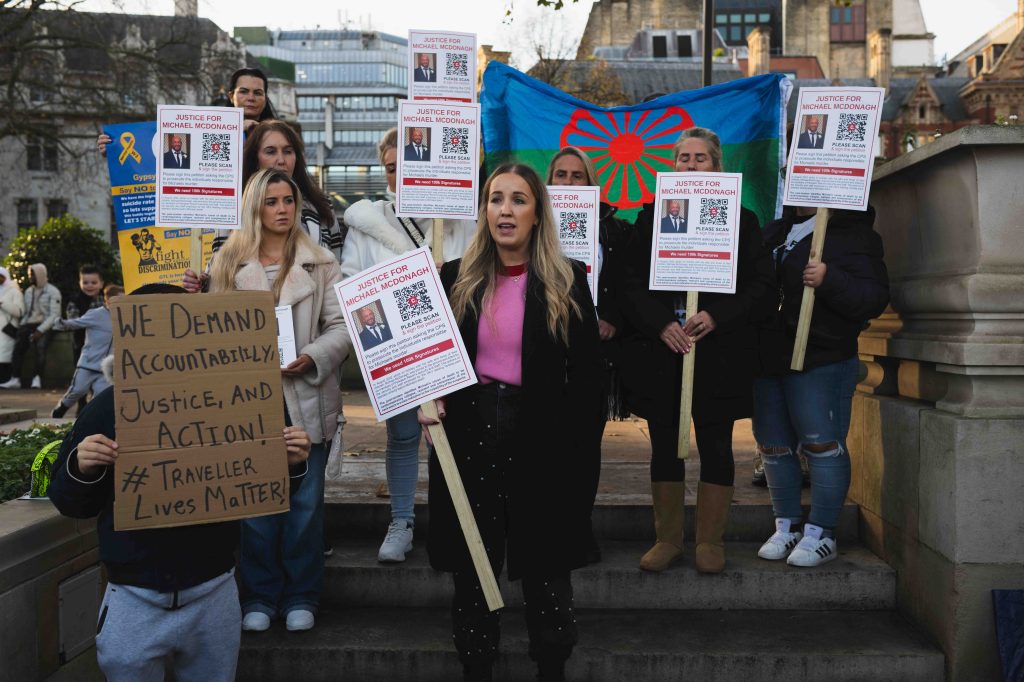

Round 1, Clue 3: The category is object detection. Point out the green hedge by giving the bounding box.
[0,423,73,503]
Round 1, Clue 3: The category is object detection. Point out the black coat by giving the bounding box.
[427,259,606,580]
[758,207,890,375]
[618,204,775,426]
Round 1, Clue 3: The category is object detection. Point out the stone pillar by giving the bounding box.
[851,126,1024,682]
[746,26,771,76]
[868,28,892,91]
[174,0,198,17]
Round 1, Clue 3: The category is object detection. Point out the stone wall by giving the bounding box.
[853,125,1024,681]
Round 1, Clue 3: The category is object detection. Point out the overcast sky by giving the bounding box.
[80,0,1017,66]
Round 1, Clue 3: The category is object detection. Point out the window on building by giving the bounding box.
[677,35,693,57]
[46,199,68,220]
[26,136,58,172]
[652,35,668,58]
[918,105,926,120]
[16,199,37,231]
[301,130,325,146]
[298,96,325,112]
[830,2,866,43]
[715,9,776,49]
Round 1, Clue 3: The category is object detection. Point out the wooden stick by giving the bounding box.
[677,291,699,460]
[190,228,204,274]
[421,399,504,612]
[790,207,831,372]
[432,218,444,268]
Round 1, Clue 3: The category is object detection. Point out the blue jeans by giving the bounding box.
[239,442,327,616]
[752,357,859,530]
[386,408,421,521]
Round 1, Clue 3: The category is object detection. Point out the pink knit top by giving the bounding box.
[475,264,528,386]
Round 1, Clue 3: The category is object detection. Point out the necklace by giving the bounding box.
[260,250,283,265]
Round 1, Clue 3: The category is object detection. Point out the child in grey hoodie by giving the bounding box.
[51,284,123,417]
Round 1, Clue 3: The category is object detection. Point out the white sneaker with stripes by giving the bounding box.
[757,518,802,560]
[786,523,837,567]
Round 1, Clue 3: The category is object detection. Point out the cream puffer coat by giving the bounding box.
[231,242,351,445]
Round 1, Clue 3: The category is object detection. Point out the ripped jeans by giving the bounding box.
[752,357,859,530]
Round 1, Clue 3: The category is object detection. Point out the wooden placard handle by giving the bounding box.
[790,207,830,372]
[190,229,204,274]
[677,291,699,459]
[432,218,444,268]
[421,399,504,611]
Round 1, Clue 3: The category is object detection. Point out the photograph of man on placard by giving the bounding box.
[660,199,689,233]
[355,301,393,351]
[404,127,431,162]
[163,133,190,169]
[413,53,437,82]
[797,115,827,149]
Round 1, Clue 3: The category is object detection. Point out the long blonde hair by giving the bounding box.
[210,168,317,300]
[449,163,581,344]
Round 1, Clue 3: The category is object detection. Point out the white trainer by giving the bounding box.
[377,519,414,563]
[0,377,21,389]
[242,611,271,632]
[30,375,41,389]
[757,518,802,560]
[285,609,315,632]
[787,523,837,567]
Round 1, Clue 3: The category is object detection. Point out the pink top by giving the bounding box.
[475,264,528,386]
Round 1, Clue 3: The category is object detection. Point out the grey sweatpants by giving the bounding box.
[95,569,241,682]
[59,367,110,408]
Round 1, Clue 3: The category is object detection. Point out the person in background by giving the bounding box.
[65,264,106,411]
[228,67,278,135]
[342,127,474,564]
[0,267,24,384]
[619,127,775,575]
[51,284,123,418]
[1,263,62,389]
[420,163,605,682]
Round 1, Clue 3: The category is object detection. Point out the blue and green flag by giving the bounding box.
[481,61,791,226]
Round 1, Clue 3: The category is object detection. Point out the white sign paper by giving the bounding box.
[396,101,480,220]
[335,247,477,421]
[274,305,297,368]
[548,186,600,305]
[783,87,885,211]
[155,105,243,229]
[649,172,742,294]
[408,30,478,103]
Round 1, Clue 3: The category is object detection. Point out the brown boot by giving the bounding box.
[639,481,686,572]
[695,481,733,574]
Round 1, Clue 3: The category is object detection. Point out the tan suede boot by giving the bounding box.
[694,481,734,574]
[639,481,686,572]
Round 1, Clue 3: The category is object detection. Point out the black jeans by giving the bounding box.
[10,324,50,386]
[648,418,736,486]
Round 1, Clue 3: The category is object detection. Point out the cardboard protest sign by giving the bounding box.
[408,30,478,103]
[548,186,600,304]
[103,121,213,292]
[396,101,480,220]
[783,87,885,211]
[335,247,477,421]
[155,105,244,230]
[110,291,288,530]
[649,172,743,294]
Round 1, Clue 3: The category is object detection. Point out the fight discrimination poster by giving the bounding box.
[109,291,289,530]
[548,186,600,304]
[649,172,743,294]
[783,87,885,211]
[155,105,244,229]
[408,30,477,103]
[335,247,477,421]
[103,121,213,292]
[396,101,480,220]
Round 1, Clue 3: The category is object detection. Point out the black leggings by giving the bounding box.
[648,419,736,486]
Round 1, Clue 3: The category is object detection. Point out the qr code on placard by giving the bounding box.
[445,52,468,77]
[442,127,469,155]
[700,198,728,225]
[393,281,433,322]
[202,133,231,161]
[558,212,588,241]
[836,113,868,142]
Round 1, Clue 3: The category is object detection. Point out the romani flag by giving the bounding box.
[481,61,792,226]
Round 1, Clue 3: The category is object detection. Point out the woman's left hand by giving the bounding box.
[283,426,311,465]
[802,262,827,288]
[682,310,717,342]
[416,398,447,446]
[281,354,315,376]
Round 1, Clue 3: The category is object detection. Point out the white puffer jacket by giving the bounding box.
[232,242,351,444]
[341,195,476,279]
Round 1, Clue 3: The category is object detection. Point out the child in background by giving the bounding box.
[51,283,122,418]
[65,265,106,410]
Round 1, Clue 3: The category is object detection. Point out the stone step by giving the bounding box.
[324,538,895,611]
[326,500,861,543]
[0,408,36,426]
[237,607,944,682]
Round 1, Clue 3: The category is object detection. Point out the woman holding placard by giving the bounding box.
[419,164,604,682]
[546,146,633,565]
[619,127,774,574]
[341,128,473,564]
[752,206,888,567]
[207,168,350,632]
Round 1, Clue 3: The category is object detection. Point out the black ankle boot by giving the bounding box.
[51,403,68,419]
[463,662,493,682]
[537,658,566,681]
